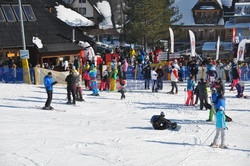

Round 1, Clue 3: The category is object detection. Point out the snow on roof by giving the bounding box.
[32,36,43,49]
[220,0,233,8]
[96,1,113,29]
[225,21,250,29]
[200,6,215,10]
[234,3,250,17]
[55,4,94,27]
[202,42,232,51]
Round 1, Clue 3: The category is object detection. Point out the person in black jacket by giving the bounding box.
[65,70,77,104]
[197,78,208,110]
[189,60,199,82]
[142,65,151,89]
[150,112,177,130]
[156,65,164,90]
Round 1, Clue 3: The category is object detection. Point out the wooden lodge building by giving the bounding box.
[173,0,238,52]
[0,0,96,70]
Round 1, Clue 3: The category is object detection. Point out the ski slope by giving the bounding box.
[0,81,249,166]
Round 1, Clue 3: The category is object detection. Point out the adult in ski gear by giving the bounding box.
[151,67,158,92]
[142,65,151,89]
[43,72,57,110]
[230,66,240,91]
[224,60,231,82]
[156,65,164,90]
[89,64,99,96]
[216,78,225,96]
[236,82,245,98]
[210,101,228,149]
[150,112,177,130]
[65,70,77,104]
[170,65,179,94]
[197,78,208,110]
[189,60,198,82]
[185,76,195,106]
[206,62,218,83]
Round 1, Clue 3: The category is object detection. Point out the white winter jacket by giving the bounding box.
[151,70,158,80]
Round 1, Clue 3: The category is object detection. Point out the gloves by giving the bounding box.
[52,81,58,85]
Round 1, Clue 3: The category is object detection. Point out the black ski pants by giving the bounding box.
[45,90,53,107]
[67,88,76,104]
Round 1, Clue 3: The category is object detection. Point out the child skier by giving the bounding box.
[210,95,228,149]
[120,79,126,99]
[185,76,195,106]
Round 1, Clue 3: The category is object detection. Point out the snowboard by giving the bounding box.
[225,115,232,122]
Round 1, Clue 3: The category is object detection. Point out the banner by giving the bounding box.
[189,30,196,57]
[237,39,247,61]
[216,36,220,60]
[169,27,174,53]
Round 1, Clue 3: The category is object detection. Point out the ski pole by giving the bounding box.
[201,129,216,146]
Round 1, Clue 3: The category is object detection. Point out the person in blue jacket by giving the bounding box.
[43,72,57,110]
[89,63,99,96]
[210,95,228,149]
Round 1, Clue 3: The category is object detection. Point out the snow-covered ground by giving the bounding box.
[0,81,249,166]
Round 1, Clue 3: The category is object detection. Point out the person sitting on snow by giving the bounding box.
[150,112,177,130]
[236,82,245,98]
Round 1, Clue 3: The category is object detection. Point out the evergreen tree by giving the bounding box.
[123,0,181,50]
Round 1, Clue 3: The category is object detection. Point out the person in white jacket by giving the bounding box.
[151,67,158,92]
[170,65,179,94]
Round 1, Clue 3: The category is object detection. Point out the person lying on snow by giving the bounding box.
[150,112,177,130]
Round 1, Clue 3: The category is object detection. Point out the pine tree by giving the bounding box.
[123,0,181,50]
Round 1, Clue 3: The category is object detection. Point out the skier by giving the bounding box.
[43,72,57,110]
[150,112,177,130]
[120,79,126,99]
[156,65,164,90]
[65,70,77,104]
[210,95,228,149]
[185,76,195,106]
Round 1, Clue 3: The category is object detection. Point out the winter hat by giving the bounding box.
[160,111,165,116]
[48,72,52,75]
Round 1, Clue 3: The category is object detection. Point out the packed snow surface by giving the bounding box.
[0,81,249,165]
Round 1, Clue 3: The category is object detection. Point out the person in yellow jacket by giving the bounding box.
[130,48,136,65]
[110,66,118,91]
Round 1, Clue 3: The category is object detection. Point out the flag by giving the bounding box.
[237,39,248,61]
[189,30,196,57]
[216,36,220,60]
[169,27,174,53]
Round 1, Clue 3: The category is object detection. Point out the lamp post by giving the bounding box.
[18,0,31,84]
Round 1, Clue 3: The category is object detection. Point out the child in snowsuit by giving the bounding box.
[210,95,228,149]
[75,72,84,101]
[207,88,218,121]
[185,76,195,106]
[120,79,126,99]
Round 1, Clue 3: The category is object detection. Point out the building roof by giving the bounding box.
[0,0,94,53]
[173,0,236,26]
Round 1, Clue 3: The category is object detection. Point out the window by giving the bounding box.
[23,5,36,21]
[12,5,27,21]
[79,0,86,3]
[78,7,86,15]
[0,7,6,22]
[1,5,16,22]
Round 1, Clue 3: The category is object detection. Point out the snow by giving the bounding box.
[200,6,215,10]
[0,81,250,165]
[225,21,250,29]
[32,36,43,49]
[95,1,113,29]
[55,4,94,27]
[221,0,233,8]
